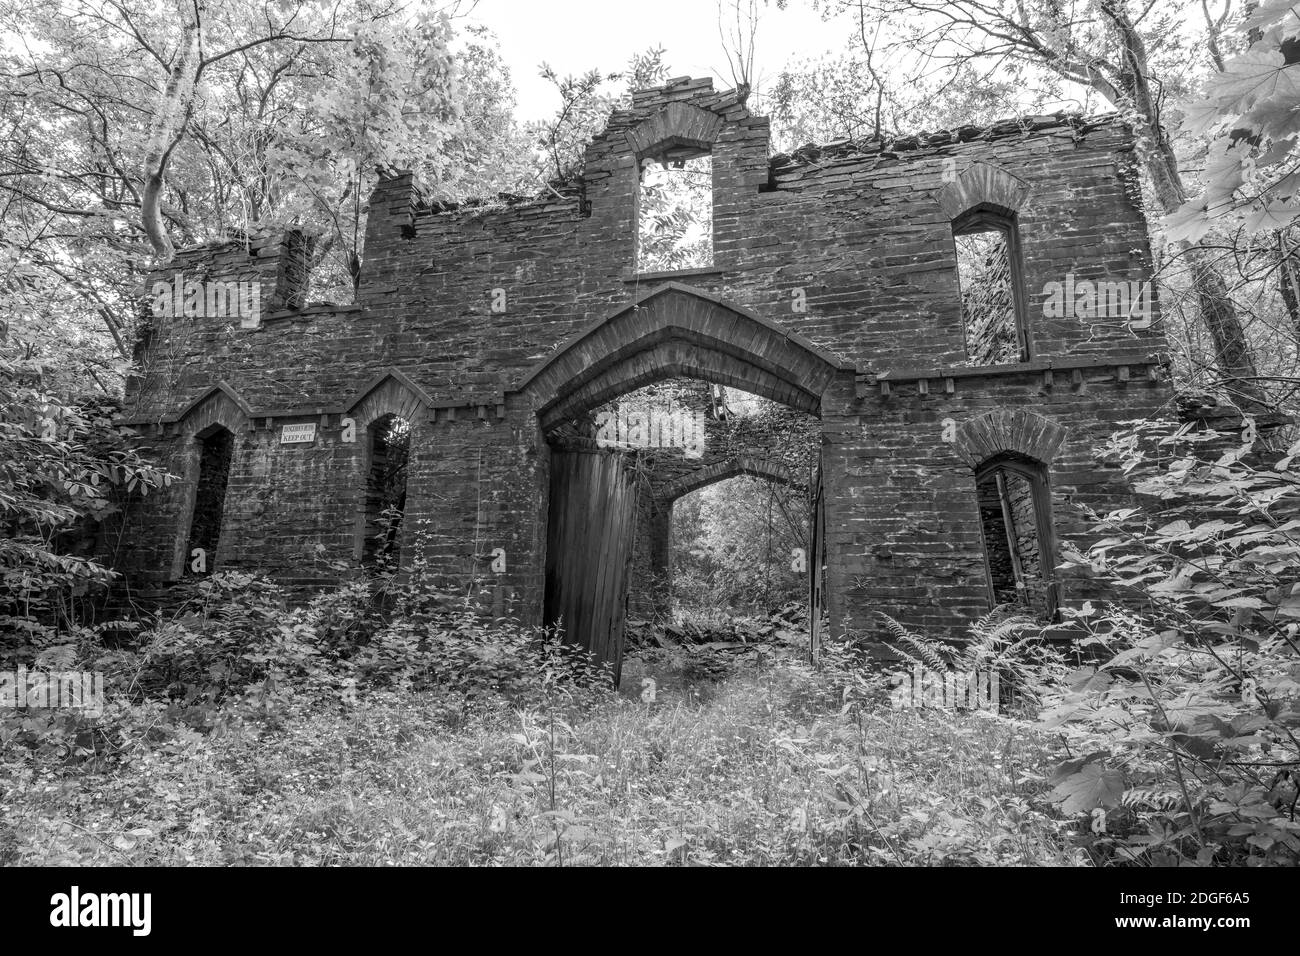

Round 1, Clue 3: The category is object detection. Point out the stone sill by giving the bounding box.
[858,353,1170,399]
[621,265,723,283]
[869,352,1167,384]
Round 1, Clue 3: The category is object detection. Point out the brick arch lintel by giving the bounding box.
[343,368,432,427]
[658,455,795,504]
[516,282,852,428]
[176,381,250,439]
[936,161,1032,220]
[952,408,1067,469]
[625,101,725,163]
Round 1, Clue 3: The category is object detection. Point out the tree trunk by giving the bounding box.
[1277,231,1300,340]
[1100,0,1265,409]
[1187,249,1265,408]
[141,4,201,262]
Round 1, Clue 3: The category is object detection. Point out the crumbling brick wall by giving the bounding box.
[112,76,1171,644]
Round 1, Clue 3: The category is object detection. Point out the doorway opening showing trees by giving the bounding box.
[521,283,846,686]
[545,377,821,681]
[667,471,808,626]
[973,454,1059,620]
[183,425,234,576]
[360,414,411,569]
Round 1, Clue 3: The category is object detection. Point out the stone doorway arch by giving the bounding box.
[512,282,851,680]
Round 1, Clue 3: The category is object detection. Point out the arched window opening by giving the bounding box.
[185,426,234,575]
[974,455,1058,619]
[953,206,1028,365]
[362,414,411,566]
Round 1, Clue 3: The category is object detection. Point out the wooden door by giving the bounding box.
[544,449,639,684]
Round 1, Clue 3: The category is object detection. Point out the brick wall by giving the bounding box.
[111,76,1171,645]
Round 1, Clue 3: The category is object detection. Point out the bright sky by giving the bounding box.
[464,0,851,122]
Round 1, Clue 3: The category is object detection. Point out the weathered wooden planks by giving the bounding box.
[544,449,639,684]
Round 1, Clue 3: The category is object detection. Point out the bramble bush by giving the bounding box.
[1034,419,1300,865]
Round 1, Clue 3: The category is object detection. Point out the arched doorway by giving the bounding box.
[642,453,803,620]
[184,424,234,576]
[360,413,411,568]
[513,283,850,681]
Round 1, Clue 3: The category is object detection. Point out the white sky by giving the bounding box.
[464,0,850,122]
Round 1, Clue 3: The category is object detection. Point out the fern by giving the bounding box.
[969,613,1042,675]
[878,613,953,672]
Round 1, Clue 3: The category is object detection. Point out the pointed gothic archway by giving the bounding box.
[513,283,851,680]
[169,382,251,579]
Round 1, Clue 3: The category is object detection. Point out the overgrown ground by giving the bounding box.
[1,646,1079,867]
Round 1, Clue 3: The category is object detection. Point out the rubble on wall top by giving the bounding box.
[409,175,585,216]
[769,112,1125,175]
[391,89,1128,219]
[167,224,323,260]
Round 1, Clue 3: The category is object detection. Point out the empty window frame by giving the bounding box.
[361,414,411,566]
[974,456,1058,619]
[636,152,713,273]
[952,207,1029,365]
[185,426,234,574]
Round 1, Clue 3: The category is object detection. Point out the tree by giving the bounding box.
[0,345,171,636]
[1,0,526,367]
[526,46,671,185]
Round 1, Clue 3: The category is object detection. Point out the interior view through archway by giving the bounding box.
[665,471,808,627]
[543,376,822,685]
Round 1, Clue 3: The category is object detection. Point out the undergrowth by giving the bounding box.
[1,630,1077,866]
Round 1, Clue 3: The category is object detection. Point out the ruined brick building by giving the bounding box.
[113,77,1173,676]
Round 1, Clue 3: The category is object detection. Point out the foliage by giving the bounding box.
[1169,2,1300,240]
[3,560,614,739]
[672,476,807,618]
[766,41,1023,149]
[0,346,170,638]
[636,155,713,273]
[525,46,669,184]
[876,609,1070,712]
[1039,418,1300,865]
[1,616,1078,866]
[0,0,528,339]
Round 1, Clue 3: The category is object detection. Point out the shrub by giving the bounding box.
[1037,419,1300,865]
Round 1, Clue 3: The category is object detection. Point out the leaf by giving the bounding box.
[1048,762,1125,815]
[1047,752,1110,787]
[1242,200,1300,231]
[1243,0,1300,33]
[1215,596,1265,609]
[1067,667,1112,693]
